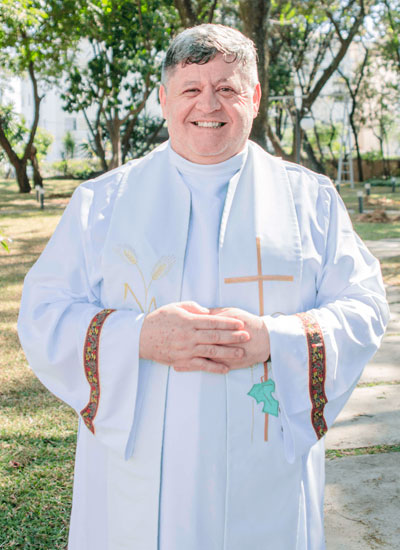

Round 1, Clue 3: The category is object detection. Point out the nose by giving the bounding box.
[196,87,221,112]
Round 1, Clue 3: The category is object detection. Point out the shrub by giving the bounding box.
[50,158,102,180]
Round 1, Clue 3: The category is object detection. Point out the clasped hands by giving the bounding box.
[139,301,270,374]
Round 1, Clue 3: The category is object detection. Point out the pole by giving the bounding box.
[295,109,301,165]
[38,188,45,210]
[357,191,363,214]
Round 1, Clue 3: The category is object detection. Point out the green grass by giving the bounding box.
[353,222,400,240]
[338,182,400,240]
[326,444,400,460]
[357,380,400,388]
[0,178,81,549]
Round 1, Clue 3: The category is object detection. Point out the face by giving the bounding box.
[159,53,261,164]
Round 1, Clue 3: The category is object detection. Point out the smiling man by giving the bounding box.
[18,24,388,550]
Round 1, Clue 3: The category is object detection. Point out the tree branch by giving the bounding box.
[302,4,365,114]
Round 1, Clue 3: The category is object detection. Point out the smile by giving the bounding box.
[192,122,226,128]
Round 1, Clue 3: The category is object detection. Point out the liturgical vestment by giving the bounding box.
[18,141,389,550]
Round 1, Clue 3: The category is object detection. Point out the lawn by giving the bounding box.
[0,178,81,549]
[339,181,400,240]
[0,175,399,548]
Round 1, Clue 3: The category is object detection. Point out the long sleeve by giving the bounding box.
[265,175,389,463]
[18,174,144,459]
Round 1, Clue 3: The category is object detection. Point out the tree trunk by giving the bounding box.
[351,120,364,182]
[82,108,108,172]
[266,123,290,159]
[30,145,43,187]
[173,0,197,27]
[108,119,122,170]
[15,160,31,193]
[303,133,325,173]
[239,0,271,150]
[0,121,31,192]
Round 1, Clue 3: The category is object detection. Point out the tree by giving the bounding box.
[0,105,53,187]
[30,127,54,187]
[336,44,369,181]
[173,0,219,26]
[379,0,400,72]
[0,0,81,192]
[264,0,369,162]
[357,51,399,177]
[239,0,272,149]
[62,0,179,171]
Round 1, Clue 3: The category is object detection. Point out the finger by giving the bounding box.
[195,344,244,360]
[195,329,250,345]
[208,307,229,315]
[192,315,244,331]
[178,301,210,314]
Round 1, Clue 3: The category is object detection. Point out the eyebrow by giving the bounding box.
[181,77,235,87]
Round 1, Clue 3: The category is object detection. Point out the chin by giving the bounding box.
[190,145,230,160]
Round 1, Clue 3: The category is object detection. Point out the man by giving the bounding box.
[18,24,388,550]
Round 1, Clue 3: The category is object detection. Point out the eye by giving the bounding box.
[183,88,200,95]
[218,87,235,95]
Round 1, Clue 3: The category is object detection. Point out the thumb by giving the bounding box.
[178,301,210,314]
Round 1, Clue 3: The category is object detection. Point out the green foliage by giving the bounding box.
[0,230,11,251]
[0,1,83,191]
[0,0,82,81]
[61,0,179,167]
[51,158,101,180]
[124,114,165,160]
[362,151,384,162]
[0,104,53,162]
[305,121,341,157]
[34,127,54,162]
[0,104,27,154]
[62,132,76,161]
[375,0,400,73]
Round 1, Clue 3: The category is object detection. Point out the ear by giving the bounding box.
[159,85,167,119]
[252,83,261,118]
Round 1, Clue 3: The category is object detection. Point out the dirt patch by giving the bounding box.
[357,209,393,223]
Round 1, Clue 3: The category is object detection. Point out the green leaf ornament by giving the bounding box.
[248,379,279,417]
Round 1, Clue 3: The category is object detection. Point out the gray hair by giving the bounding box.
[161,24,258,87]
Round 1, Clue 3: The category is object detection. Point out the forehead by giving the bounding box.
[167,54,248,88]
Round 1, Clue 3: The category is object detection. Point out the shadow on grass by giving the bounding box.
[0,376,74,414]
[0,307,20,323]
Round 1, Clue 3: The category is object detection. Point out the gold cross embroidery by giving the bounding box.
[224,237,294,441]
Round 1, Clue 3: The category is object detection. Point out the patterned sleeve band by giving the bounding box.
[296,312,328,439]
[80,309,116,434]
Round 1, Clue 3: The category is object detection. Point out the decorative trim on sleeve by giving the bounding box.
[80,309,116,434]
[296,312,328,439]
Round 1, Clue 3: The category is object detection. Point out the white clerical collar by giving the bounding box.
[167,141,248,181]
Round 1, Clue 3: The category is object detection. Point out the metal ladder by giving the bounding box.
[336,100,354,188]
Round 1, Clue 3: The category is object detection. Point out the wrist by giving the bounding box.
[139,315,152,360]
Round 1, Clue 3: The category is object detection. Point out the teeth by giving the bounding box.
[194,121,224,128]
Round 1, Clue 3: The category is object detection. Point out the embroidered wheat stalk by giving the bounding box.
[151,256,175,281]
[122,248,175,313]
[123,248,138,265]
